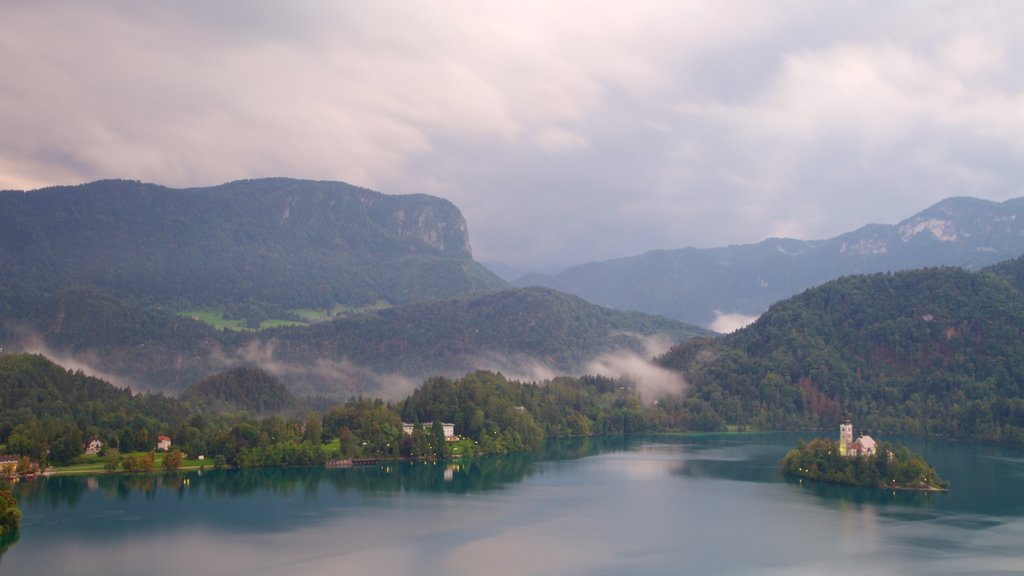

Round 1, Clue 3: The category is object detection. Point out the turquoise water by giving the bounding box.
[4,433,1023,575]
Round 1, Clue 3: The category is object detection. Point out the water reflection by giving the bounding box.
[5,433,1024,576]
[783,475,947,509]
[13,436,625,513]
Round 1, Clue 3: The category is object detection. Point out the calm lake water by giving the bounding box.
[4,433,1024,575]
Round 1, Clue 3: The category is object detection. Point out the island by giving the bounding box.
[780,418,949,491]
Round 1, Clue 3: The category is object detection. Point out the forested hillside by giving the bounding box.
[0,178,505,310]
[0,354,188,464]
[267,286,709,387]
[0,287,708,396]
[658,266,1024,444]
[180,368,297,416]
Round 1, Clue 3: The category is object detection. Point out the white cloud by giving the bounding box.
[2,1,1024,270]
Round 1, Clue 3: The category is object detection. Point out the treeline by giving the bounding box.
[0,355,685,469]
[397,371,685,453]
[780,438,947,490]
[658,266,1024,445]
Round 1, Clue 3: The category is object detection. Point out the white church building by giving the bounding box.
[839,417,877,457]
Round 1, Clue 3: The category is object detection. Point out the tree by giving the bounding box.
[304,412,322,445]
[431,420,448,459]
[411,423,429,458]
[103,448,121,472]
[0,481,20,537]
[164,448,184,471]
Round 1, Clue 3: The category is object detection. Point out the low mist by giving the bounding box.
[710,311,759,333]
[21,335,139,391]
[213,340,419,401]
[471,333,688,400]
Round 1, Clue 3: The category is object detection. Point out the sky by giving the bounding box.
[3,1,1023,274]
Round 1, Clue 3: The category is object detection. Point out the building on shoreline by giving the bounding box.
[401,422,455,440]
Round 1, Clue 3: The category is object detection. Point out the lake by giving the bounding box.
[4,433,1024,575]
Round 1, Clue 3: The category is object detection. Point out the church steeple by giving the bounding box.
[839,415,853,456]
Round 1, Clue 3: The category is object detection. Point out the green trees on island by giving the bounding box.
[780,438,947,490]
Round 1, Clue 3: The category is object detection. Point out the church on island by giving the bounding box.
[839,417,877,457]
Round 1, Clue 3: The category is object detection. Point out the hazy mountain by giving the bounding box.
[517,196,1024,328]
[0,178,506,309]
[1,286,709,397]
[657,263,1024,444]
[263,286,710,394]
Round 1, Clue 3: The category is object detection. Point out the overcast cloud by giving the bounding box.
[2,1,1022,272]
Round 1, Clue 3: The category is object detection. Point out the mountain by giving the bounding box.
[1,287,709,397]
[0,178,506,309]
[180,367,297,415]
[263,286,709,390]
[517,196,1024,328]
[657,264,1024,444]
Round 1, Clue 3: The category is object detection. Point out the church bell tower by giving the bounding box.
[839,416,853,456]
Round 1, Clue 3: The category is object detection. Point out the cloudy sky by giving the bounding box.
[3,1,1023,273]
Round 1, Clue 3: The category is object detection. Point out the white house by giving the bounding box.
[156,435,172,451]
[85,438,103,455]
[401,422,456,440]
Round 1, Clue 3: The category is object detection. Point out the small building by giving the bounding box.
[85,438,103,455]
[156,435,172,451]
[0,455,19,477]
[401,422,456,440]
[850,435,877,457]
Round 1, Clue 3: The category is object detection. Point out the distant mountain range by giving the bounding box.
[0,178,506,309]
[517,196,1024,328]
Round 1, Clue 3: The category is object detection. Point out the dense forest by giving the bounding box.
[0,286,707,396]
[0,178,505,311]
[180,367,298,415]
[0,354,684,470]
[267,286,708,386]
[658,265,1024,444]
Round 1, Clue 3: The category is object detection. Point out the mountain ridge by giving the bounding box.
[517,195,1024,327]
[0,177,506,309]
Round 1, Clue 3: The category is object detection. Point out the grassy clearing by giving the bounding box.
[51,452,216,476]
[181,301,391,331]
[180,311,306,331]
[180,310,252,331]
